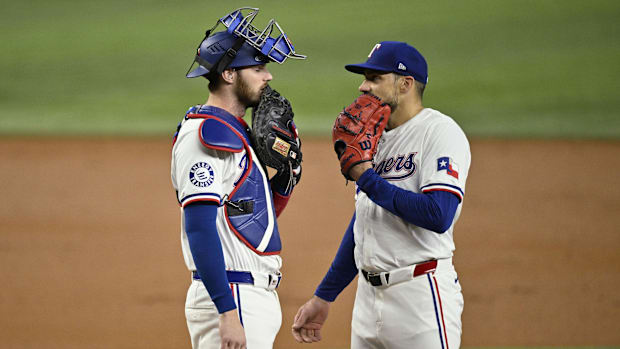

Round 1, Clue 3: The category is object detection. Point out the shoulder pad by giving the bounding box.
[199,117,245,152]
[185,105,199,116]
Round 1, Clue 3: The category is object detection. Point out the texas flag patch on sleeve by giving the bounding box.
[437,157,459,179]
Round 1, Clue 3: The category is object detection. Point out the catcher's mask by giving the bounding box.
[186,7,306,79]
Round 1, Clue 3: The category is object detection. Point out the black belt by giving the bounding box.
[361,260,438,287]
[361,270,388,286]
[193,270,254,285]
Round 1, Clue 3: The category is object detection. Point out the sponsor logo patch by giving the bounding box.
[272,137,291,158]
[189,162,215,187]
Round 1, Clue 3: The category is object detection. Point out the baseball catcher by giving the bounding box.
[332,93,391,180]
[251,85,302,194]
[171,7,306,349]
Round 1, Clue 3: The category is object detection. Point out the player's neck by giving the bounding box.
[387,100,424,130]
[204,92,248,118]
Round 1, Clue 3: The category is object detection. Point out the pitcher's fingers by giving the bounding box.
[301,328,314,343]
[291,327,304,343]
[310,328,322,342]
[292,307,307,329]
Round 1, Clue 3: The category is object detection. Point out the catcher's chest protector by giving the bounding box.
[188,106,282,255]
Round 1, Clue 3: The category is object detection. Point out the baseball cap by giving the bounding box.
[345,41,428,84]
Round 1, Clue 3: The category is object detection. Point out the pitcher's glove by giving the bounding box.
[251,85,302,195]
[332,94,391,180]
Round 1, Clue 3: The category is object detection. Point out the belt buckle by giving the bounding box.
[267,274,281,289]
[366,272,382,286]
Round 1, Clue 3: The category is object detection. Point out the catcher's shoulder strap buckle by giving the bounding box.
[224,196,255,217]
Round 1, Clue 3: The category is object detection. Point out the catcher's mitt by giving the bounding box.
[251,85,302,194]
[332,94,391,180]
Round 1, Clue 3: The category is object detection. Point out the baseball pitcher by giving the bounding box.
[292,41,471,348]
[170,8,305,349]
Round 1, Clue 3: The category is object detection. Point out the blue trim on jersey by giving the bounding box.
[236,285,244,326]
[185,202,237,314]
[427,273,446,349]
[315,212,358,302]
[181,192,221,203]
[420,182,464,198]
[357,169,460,234]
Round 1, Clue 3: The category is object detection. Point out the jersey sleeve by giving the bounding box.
[315,212,358,302]
[174,133,233,207]
[419,120,471,201]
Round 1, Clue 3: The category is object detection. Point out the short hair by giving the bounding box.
[206,73,220,92]
[414,80,426,99]
[394,74,425,99]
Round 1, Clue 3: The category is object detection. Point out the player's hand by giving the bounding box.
[219,309,246,349]
[271,162,302,195]
[291,296,330,343]
[348,162,372,181]
[332,93,390,181]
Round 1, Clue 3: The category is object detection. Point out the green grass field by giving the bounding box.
[1,0,619,138]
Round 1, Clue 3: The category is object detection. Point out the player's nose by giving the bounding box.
[359,80,370,93]
[264,70,273,82]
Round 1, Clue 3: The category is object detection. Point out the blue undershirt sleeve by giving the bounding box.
[314,213,358,302]
[184,202,236,314]
[356,169,460,233]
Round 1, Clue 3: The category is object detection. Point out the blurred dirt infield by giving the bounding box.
[1,137,619,348]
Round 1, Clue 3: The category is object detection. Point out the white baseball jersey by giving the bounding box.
[171,117,282,275]
[353,107,471,272]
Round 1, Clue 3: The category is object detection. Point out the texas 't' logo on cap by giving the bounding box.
[368,43,381,58]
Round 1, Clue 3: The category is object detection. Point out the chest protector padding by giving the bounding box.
[196,110,281,255]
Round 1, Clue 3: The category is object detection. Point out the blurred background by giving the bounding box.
[1,0,619,348]
[1,0,619,137]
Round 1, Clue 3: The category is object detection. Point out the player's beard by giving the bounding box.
[386,78,400,113]
[383,89,399,114]
[234,74,261,108]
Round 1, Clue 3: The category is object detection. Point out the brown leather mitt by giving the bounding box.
[332,94,391,180]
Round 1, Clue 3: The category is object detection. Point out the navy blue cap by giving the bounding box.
[345,41,428,84]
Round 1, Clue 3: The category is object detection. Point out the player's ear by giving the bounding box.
[221,68,236,84]
[399,75,414,94]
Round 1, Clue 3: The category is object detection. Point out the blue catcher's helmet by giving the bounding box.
[186,31,270,78]
[186,7,306,79]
